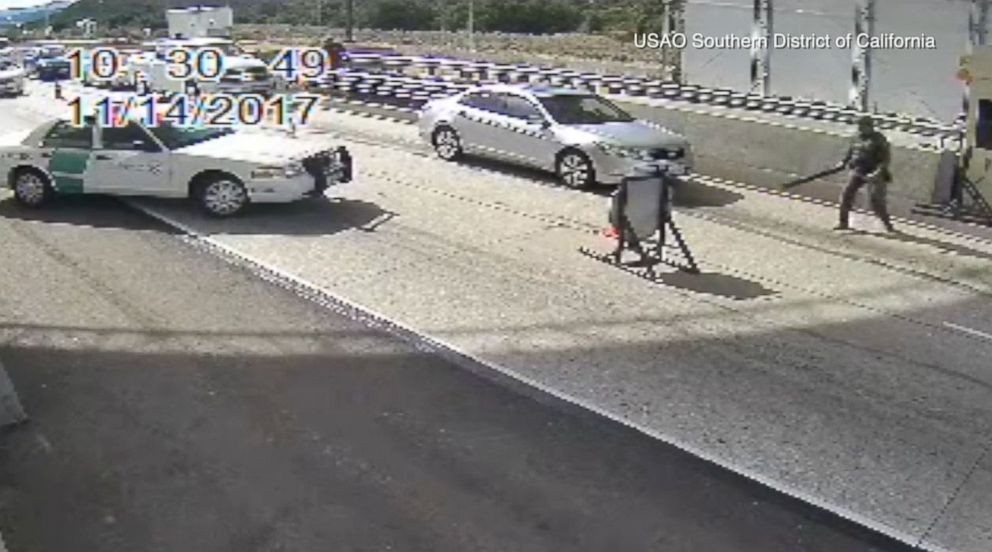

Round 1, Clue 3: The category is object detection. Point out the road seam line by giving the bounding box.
[916,437,992,550]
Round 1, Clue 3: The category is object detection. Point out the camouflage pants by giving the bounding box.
[839,171,893,229]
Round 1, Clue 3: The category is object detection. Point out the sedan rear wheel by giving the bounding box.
[13,169,52,208]
[433,126,463,161]
[199,177,248,217]
[556,150,595,189]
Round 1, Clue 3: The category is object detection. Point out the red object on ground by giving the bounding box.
[603,227,620,238]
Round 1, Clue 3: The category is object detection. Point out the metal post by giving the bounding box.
[965,0,991,117]
[749,0,772,95]
[669,0,686,83]
[468,0,476,52]
[661,1,672,80]
[850,0,875,112]
[345,0,354,42]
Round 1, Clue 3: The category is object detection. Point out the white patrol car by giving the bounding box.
[0,119,353,217]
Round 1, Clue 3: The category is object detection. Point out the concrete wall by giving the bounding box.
[618,98,951,206]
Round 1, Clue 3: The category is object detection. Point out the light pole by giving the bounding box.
[849,0,875,112]
[964,0,991,117]
[345,0,354,42]
[750,0,772,95]
[468,0,475,51]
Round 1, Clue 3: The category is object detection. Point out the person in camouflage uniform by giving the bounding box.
[836,115,896,232]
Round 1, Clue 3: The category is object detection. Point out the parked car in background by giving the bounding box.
[36,56,71,81]
[419,84,693,189]
[81,48,142,90]
[0,60,26,97]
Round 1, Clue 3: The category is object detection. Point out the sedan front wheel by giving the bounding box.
[556,150,596,189]
[432,126,464,161]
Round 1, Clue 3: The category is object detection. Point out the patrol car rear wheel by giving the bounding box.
[12,169,52,208]
[432,126,463,161]
[198,177,248,217]
[556,150,595,189]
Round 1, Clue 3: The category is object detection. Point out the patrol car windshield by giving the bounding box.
[148,124,233,149]
[538,94,635,125]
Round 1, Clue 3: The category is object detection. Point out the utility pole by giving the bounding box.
[964,0,991,116]
[849,0,875,112]
[749,0,772,95]
[468,0,476,52]
[345,0,354,42]
[668,0,686,83]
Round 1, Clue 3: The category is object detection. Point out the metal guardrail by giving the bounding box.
[336,52,963,143]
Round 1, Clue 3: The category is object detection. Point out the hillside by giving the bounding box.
[50,0,677,35]
[0,0,74,27]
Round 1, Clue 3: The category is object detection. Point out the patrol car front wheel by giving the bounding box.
[198,177,248,217]
[12,170,53,208]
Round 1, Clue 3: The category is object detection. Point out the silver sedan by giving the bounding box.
[418,84,693,189]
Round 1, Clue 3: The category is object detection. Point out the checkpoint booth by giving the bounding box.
[956,46,992,220]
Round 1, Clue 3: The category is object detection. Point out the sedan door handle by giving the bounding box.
[38,152,51,159]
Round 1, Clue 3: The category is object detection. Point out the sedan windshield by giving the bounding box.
[148,124,233,149]
[538,94,635,125]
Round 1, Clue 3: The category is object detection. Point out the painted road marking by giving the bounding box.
[944,321,992,343]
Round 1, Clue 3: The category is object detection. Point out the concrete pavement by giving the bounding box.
[4,81,992,551]
[0,191,917,552]
[132,117,992,552]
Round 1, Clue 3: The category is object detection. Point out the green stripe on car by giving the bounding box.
[47,150,90,194]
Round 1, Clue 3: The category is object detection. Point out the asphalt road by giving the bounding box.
[0,190,922,552]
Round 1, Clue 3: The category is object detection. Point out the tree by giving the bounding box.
[480,0,583,34]
[367,0,437,31]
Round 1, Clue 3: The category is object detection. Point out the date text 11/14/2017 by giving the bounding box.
[68,94,322,129]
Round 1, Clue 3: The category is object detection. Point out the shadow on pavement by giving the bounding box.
[231,197,396,236]
[0,197,179,233]
[656,270,777,300]
[128,196,394,237]
[873,229,992,263]
[675,180,745,209]
[0,330,921,552]
[0,195,394,237]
